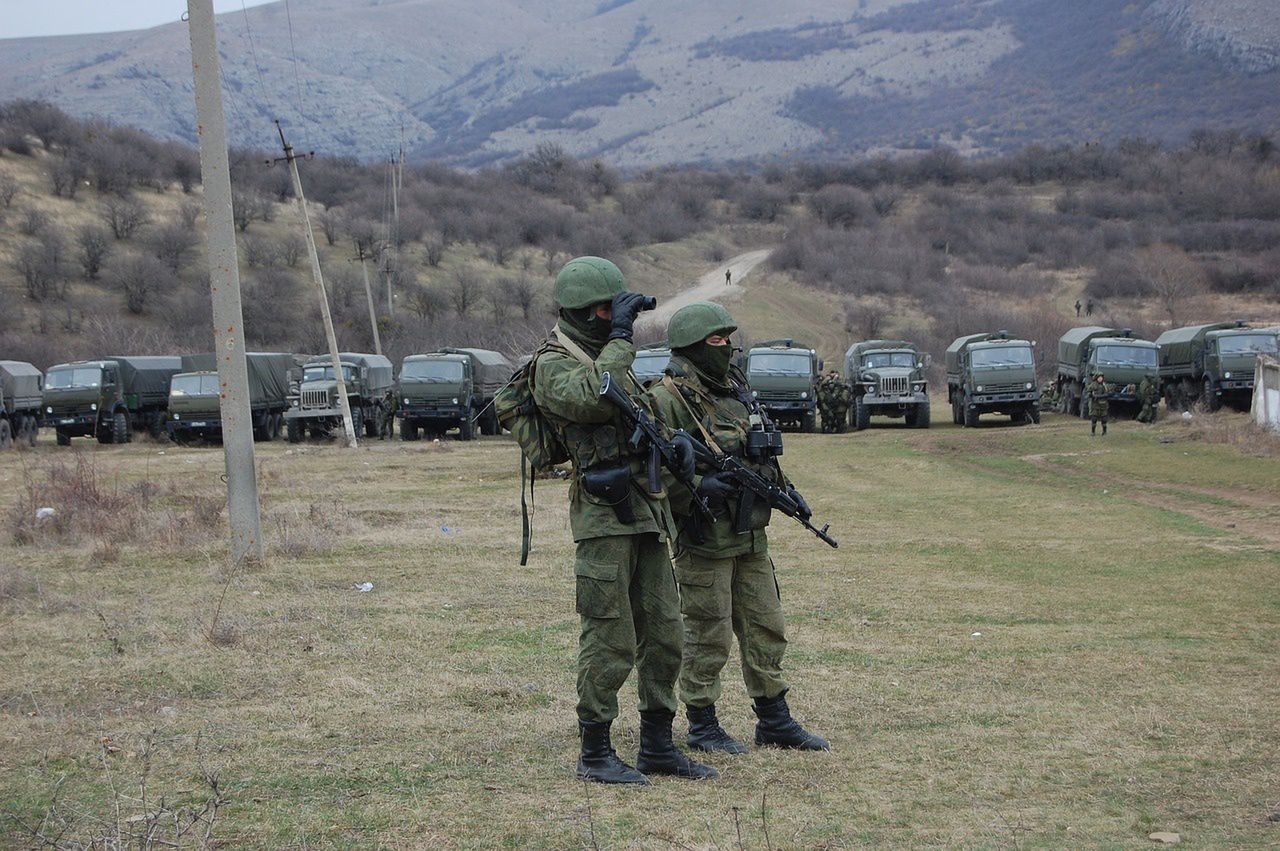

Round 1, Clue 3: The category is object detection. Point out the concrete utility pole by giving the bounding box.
[275,121,358,448]
[186,0,264,565]
[386,155,400,318]
[359,257,382,355]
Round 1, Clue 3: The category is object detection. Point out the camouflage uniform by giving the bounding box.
[1041,382,1060,411]
[1138,375,1160,424]
[817,373,848,433]
[649,301,828,753]
[1086,375,1110,435]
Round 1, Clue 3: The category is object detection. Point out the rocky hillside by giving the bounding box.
[0,0,1276,167]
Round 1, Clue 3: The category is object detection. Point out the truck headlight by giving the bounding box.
[46,406,53,414]
[1224,371,1232,379]
[90,403,98,411]
[452,397,459,405]
[751,390,758,398]
[800,392,808,399]
[174,413,180,420]
[1025,382,1033,390]
[975,385,984,393]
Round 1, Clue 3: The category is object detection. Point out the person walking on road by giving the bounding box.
[725,268,732,286]
[1074,299,1082,317]
[1086,372,1110,436]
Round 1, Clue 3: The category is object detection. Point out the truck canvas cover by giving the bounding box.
[845,340,917,375]
[1058,326,1115,366]
[0,361,42,409]
[180,352,295,405]
[107,356,183,406]
[305,353,394,393]
[441,348,514,394]
[1155,323,1235,369]
[945,333,1001,374]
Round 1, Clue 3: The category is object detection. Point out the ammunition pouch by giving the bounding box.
[581,463,637,525]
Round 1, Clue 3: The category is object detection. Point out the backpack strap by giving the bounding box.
[550,328,596,366]
[661,374,725,455]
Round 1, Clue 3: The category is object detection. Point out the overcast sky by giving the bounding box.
[4,1,277,39]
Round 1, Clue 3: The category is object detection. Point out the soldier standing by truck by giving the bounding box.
[527,256,715,785]
[1137,374,1160,424]
[650,302,830,755]
[1086,372,1110,435]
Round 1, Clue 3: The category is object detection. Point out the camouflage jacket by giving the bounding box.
[1138,376,1159,403]
[530,322,676,543]
[649,355,785,557]
[1086,380,1111,417]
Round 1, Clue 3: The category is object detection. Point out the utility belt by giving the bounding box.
[577,458,655,525]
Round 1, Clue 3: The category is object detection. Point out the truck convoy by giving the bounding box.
[844,339,930,430]
[1,360,42,449]
[1155,321,1279,412]
[168,352,296,443]
[43,356,182,445]
[743,340,821,432]
[946,332,1040,427]
[632,345,672,386]
[1056,327,1159,419]
[285,352,395,442]
[397,348,512,441]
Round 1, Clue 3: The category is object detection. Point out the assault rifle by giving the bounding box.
[598,372,715,524]
[690,437,839,549]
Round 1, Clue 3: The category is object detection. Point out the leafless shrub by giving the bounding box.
[450,269,481,316]
[101,194,150,240]
[1132,244,1207,323]
[17,206,49,236]
[405,282,446,322]
[243,235,278,269]
[14,231,68,301]
[277,233,305,268]
[49,155,87,198]
[423,236,445,268]
[231,189,263,232]
[179,201,202,229]
[76,224,112,281]
[0,173,18,207]
[108,255,173,314]
[149,223,198,273]
[809,184,874,228]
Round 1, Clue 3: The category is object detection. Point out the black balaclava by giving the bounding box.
[559,305,612,354]
[678,340,734,389]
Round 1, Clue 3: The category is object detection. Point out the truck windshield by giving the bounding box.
[1094,345,1158,367]
[970,346,1033,368]
[862,352,916,368]
[171,375,220,396]
[303,364,355,383]
[1217,334,1279,355]
[633,353,671,378]
[749,353,811,376]
[46,368,102,389]
[401,361,465,382]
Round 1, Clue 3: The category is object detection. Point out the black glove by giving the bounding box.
[670,430,696,482]
[787,486,812,519]
[698,472,738,502]
[608,291,650,342]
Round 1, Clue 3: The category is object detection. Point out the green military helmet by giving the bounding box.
[667,301,738,349]
[554,256,626,309]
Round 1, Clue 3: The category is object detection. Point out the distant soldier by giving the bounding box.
[1041,381,1060,411]
[1085,298,1095,317]
[381,389,397,438]
[1074,299,1082,317]
[725,268,732,286]
[827,372,851,433]
[816,372,841,433]
[1137,374,1160,424]
[1086,372,1110,436]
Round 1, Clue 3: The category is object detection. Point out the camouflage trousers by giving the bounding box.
[1139,401,1157,423]
[573,533,682,723]
[674,547,789,708]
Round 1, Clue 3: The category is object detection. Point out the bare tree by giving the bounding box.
[101,195,150,240]
[405,283,446,322]
[449,269,480,316]
[318,209,340,246]
[179,201,201,229]
[0,174,18,208]
[423,237,445,268]
[508,277,539,320]
[345,216,380,261]
[1133,244,1208,323]
[76,225,112,280]
[487,280,508,320]
[50,156,87,198]
[243,235,278,269]
[231,190,262,232]
[277,233,305,268]
[871,186,903,217]
[17,207,49,236]
[14,232,68,301]
[150,224,198,273]
[109,255,171,314]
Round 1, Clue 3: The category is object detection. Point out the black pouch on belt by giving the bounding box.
[581,463,637,524]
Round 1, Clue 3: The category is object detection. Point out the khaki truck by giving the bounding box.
[1,360,43,448]
[632,345,672,387]
[1156,321,1279,412]
[43,356,182,445]
[285,352,395,442]
[844,339,931,430]
[1056,327,1159,419]
[946,332,1040,427]
[743,340,821,432]
[397,348,513,441]
[168,352,295,443]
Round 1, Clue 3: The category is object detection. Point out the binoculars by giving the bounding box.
[636,294,658,311]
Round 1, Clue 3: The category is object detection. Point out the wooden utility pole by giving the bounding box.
[359,256,382,355]
[275,121,358,448]
[186,0,264,565]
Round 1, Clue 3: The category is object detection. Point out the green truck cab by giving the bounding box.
[1055,327,1158,419]
[43,356,181,445]
[632,345,672,387]
[844,339,931,430]
[397,348,512,441]
[1,360,43,449]
[285,352,395,442]
[1156,321,1279,412]
[168,352,296,443]
[946,332,1040,427]
[743,340,821,432]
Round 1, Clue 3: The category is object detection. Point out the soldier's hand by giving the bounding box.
[787,485,812,519]
[608,291,651,342]
[670,430,696,482]
[697,472,737,502]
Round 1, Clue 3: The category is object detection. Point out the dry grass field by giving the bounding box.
[2,406,1278,848]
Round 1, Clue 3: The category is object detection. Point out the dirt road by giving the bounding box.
[639,248,771,329]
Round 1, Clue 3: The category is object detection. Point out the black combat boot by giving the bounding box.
[636,710,718,779]
[753,692,830,751]
[577,720,649,785]
[686,703,748,754]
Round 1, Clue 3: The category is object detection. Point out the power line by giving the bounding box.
[282,0,306,126]
[240,0,269,105]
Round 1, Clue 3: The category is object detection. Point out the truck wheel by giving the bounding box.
[349,408,364,438]
[364,410,379,438]
[1030,407,1041,425]
[56,429,71,446]
[287,418,303,443]
[261,415,277,442]
[112,412,130,444]
[459,412,476,441]
[147,412,164,440]
[272,413,283,439]
[1203,378,1221,412]
[0,420,11,449]
[401,420,418,441]
[963,401,979,428]
[25,415,39,446]
[854,399,870,431]
[915,399,931,429]
[800,411,817,433]
[951,394,962,425]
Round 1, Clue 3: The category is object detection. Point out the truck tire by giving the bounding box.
[272,413,283,439]
[0,420,11,449]
[801,411,817,433]
[459,411,476,441]
[915,399,931,429]
[854,398,870,431]
[1030,407,1041,424]
[287,418,303,443]
[1203,377,1221,412]
[23,415,38,446]
[147,412,164,440]
[401,420,418,441]
[364,410,379,438]
[56,429,71,446]
[963,400,979,428]
[951,393,962,425]
[350,408,364,437]
[111,412,130,445]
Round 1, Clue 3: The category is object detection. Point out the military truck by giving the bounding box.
[632,345,672,387]
[285,352,394,442]
[946,332,1040,427]
[1056,327,1159,419]
[43,356,182,445]
[398,348,513,441]
[743,340,821,432]
[168,352,295,443]
[1156,321,1279,412]
[844,340,931,430]
[1,360,43,448]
